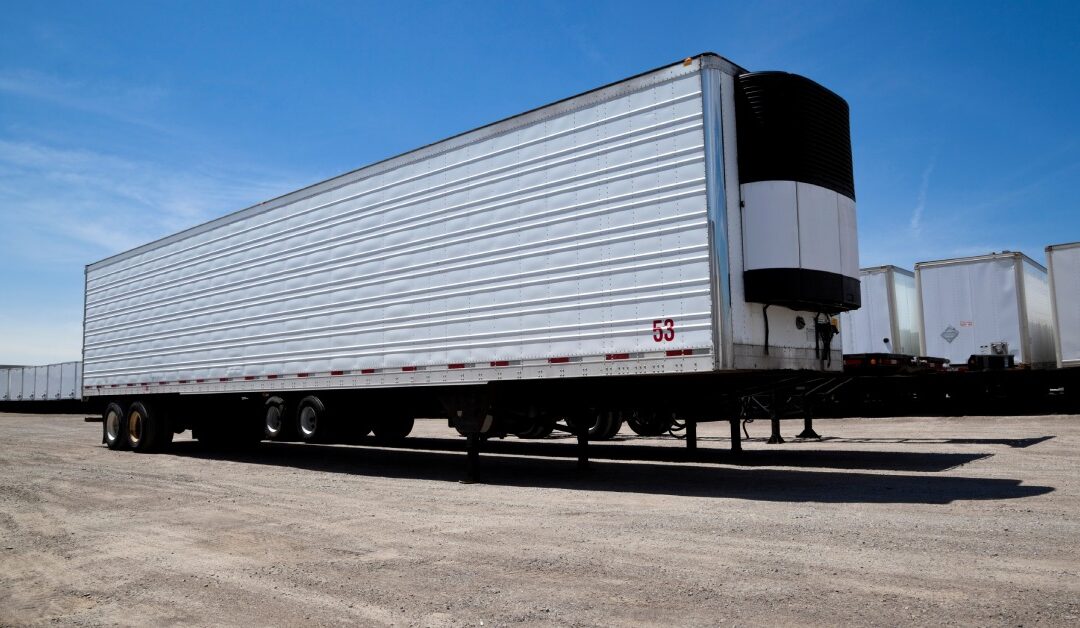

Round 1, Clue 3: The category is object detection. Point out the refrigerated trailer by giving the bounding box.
[840,266,920,356]
[915,252,1055,368]
[82,53,861,454]
[1047,242,1080,368]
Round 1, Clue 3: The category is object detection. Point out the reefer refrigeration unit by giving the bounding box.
[82,54,860,449]
[915,252,1055,367]
[1047,242,1080,368]
[840,266,920,356]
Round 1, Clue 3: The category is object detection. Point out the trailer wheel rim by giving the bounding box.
[266,406,283,436]
[299,407,317,437]
[105,409,121,443]
[128,410,144,447]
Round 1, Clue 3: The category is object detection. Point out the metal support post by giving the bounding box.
[576,428,590,475]
[462,433,481,484]
[796,412,821,439]
[767,417,785,444]
[729,418,742,451]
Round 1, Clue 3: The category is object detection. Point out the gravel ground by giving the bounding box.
[0,412,1077,626]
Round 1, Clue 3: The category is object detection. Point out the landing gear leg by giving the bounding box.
[729,418,742,452]
[462,433,481,484]
[576,427,590,475]
[796,411,821,439]
[685,419,697,453]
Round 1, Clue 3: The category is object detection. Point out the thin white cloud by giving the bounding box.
[909,154,936,234]
[0,139,301,265]
[0,68,174,133]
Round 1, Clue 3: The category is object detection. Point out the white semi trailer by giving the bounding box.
[915,252,1055,368]
[840,266,920,356]
[0,362,82,402]
[1047,242,1080,368]
[82,54,860,454]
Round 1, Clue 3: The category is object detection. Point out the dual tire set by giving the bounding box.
[261,395,414,444]
[102,401,174,453]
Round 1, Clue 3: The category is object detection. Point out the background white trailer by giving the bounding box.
[47,364,62,400]
[1047,242,1080,368]
[34,366,49,400]
[83,54,860,398]
[21,368,34,401]
[62,362,82,399]
[840,266,920,355]
[0,362,83,403]
[916,252,1055,367]
[8,368,24,400]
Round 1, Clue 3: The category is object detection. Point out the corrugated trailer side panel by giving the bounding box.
[1020,257,1055,366]
[47,363,63,400]
[83,62,715,390]
[0,368,8,401]
[10,368,24,400]
[21,367,34,401]
[1047,242,1080,367]
[34,366,49,400]
[61,362,80,399]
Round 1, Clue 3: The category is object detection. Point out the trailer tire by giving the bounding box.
[627,411,674,437]
[566,411,623,441]
[127,401,171,453]
[515,418,556,439]
[296,396,331,443]
[103,402,127,450]
[373,416,414,442]
[263,397,294,441]
[594,411,624,440]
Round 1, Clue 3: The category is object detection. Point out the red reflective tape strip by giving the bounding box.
[195,379,205,383]
[605,353,629,360]
[296,373,309,378]
[111,384,118,388]
[490,360,509,367]
[448,363,465,369]
[401,366,417,372]
[178,380,189,384]
[267,374,278,380]
[666,349,694,357]
[219,377,230,382]
[243,376,256,381]
[330,370,345,376]
[548,357,570,364]
[360,368,375,374]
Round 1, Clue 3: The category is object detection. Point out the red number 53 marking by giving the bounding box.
[652,318,675,342]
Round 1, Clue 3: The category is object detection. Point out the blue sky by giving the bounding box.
[1,1,1078,364]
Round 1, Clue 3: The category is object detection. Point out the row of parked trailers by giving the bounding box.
[0,362,83,402]
[840,243,1080,369]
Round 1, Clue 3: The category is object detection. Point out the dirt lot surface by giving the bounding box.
[1,412,1078,626]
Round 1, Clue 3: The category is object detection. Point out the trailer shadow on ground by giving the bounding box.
[814,435,1054,448]
[368,436,993,472]
[161,440,1052,504]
